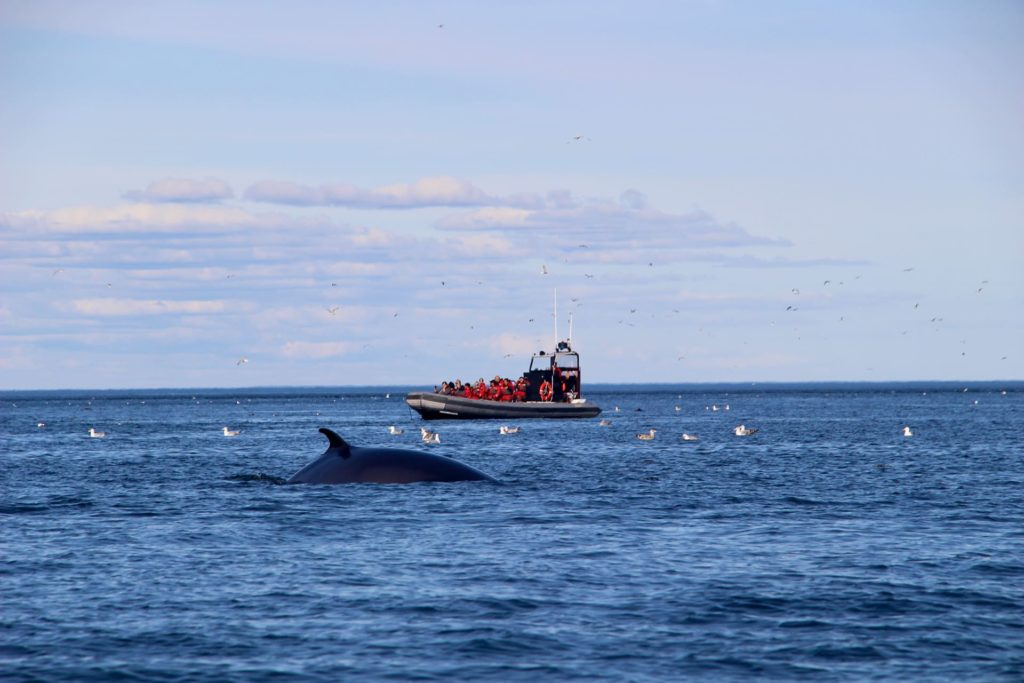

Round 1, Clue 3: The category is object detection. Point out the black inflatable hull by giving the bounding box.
[405,392,601,420]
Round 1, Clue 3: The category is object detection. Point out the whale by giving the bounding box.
[287,427,497,484]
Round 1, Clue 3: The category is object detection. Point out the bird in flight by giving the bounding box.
[237,357,249,366]
[327,306,340,315]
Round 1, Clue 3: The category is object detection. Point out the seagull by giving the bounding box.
[89,428,106,438]
[598,419,612,426]
[223,427,240,437]
[37,422,46,428]
[236,357,248,366]
[541,264,549,275]
[636,429,656,441]
[584,273,594,278]
[52,269,64,276]
[327,306,340,315]
[902,426,913,437]
[681,433,699,441]
[420,427,441,444]
[388,426,404,435]
[733,424,757,437]
[674,406,682,412]
[499,425,520,435]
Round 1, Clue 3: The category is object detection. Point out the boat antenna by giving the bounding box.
[568,311,574,345]
[553,288,558,350]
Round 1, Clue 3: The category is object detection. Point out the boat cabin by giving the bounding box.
[524,340,584,402]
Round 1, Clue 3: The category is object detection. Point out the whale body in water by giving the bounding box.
[288,428,496,484]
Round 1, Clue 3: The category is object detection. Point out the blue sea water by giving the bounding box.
[2,383,1023,681]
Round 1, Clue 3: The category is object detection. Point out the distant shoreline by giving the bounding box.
[2,380,1021,397]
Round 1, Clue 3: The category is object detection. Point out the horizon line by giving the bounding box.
[2,379,1022,394]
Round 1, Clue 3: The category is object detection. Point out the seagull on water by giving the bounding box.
[636,429,657,441]
[902,426,913,437]
[89,428,106,438]
[598,419,612,426]
[388,426,404,435]
[223,427,240,437]
[681,433,699,441]
[499,425,520,435]
[420,427,441,444]
[734,424,757,437]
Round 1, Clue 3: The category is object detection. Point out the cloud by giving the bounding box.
[244,176,548,209]
[68,298,227,316]
[281,340,353,359]
[0,203,329,234]
[437,202,787,251]
[488,333,540,358]
[717,254,869,268]
[123,178,233,203]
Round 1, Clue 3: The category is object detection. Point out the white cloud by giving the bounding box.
[443,233,524,258]
[0,203,332,235]
[281,340,353,358]
[69,298,227,316]
[437,202,788,253]
[244,175,545,209]
[435,207,535,231]
[488,333,538,358]
[123,177,233,203]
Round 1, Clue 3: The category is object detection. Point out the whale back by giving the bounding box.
[287,427,496,484]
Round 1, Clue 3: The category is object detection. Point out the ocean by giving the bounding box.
[2,383,1022,681]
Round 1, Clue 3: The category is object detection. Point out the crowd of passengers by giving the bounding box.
[434,370,579,403]
[435,376,531,402]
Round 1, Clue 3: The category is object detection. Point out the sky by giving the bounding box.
[1,1,1022,389]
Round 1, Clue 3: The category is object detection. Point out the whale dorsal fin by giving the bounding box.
[319,427,352,458]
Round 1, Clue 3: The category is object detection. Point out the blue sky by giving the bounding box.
[1,1,1021,389]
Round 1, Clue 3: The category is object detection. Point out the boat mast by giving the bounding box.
[553,288,558,351]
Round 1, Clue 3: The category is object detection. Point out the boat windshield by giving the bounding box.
[529,350,579,371]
